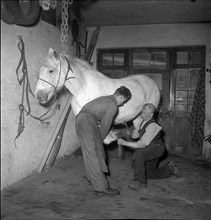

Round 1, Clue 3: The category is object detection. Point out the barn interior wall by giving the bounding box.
[90,23,211,158]
[1,20,80,190]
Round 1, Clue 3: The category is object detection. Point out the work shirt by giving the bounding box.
[137,119,162,147]
[79,95,118,140]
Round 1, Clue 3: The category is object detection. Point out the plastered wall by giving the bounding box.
[90,23,211,158]
[1,20,80,190]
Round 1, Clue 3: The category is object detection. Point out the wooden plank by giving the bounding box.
[44,103,72,170]
[37,95,72,172]
[85,26,101,62]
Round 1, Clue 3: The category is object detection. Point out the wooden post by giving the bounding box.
[85,26,101,62]
[44,103,72,170]
[37,95,72,173]
[118,144,122,157]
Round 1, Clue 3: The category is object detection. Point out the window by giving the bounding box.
[97,48,169,111]
[102,53,124,66]
[175,68,200,112]
[97,47,204,114]
[132,50,168,92]
[98,49,127,79]
[133,51,167,70]
[174,48,204,113]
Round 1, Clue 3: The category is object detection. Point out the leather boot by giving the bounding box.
[168,161,182,178]
[94,187,120,197]
[129,180,147,191]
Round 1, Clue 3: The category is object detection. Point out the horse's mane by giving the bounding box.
[71,57,97,72]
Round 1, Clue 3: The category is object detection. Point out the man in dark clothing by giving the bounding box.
[75,86,132,196]
[118,103,181,191]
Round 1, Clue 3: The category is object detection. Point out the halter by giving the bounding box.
[38,54,74,99]
[37,54,75,120]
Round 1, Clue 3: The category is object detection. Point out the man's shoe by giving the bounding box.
[168,161,182,178]
[83,175,91,185]
[94,188,120,197]
[128,180,147,191]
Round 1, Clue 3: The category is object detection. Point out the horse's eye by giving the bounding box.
[49,70,54,74]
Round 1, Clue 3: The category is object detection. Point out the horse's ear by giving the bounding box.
[48,47,54,55]
[48,48,59,60]
[53,50,59,59]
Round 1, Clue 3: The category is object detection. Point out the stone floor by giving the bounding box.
[1,149,211,219]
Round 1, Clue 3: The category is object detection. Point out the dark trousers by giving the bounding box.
[75,111,108,191]
[132,142,171,184]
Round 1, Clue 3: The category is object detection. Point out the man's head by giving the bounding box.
[141,103,156,121]
[113,86,132,106]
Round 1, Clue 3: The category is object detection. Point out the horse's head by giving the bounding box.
[35,48,70,105]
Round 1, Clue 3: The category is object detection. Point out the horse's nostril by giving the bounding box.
[37,95,43,103]
[36,90,48,103]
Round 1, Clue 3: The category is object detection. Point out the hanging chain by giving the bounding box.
[61,0,69,55]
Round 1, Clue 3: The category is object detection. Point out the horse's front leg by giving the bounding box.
[103,129,118,145]
[131,115,143,139]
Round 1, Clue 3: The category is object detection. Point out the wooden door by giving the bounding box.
[170,47,205,153]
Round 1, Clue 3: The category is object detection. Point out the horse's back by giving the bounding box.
[117,74,160,108]
[102,74,160,123]
[70,59,160,122]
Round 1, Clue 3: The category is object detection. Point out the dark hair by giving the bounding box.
[114,86,132,100]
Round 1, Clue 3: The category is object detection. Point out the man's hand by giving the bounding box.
[131,129,139,139]
[117,138,126,145]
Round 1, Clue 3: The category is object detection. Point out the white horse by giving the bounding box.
[35,48,160,143]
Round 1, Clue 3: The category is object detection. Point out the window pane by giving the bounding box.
[177,51,188,64]
[189,51,201,65]
[114,53,124,66]
[188,91,195,105]
[175,91,187,105]
[188,98,194,105]
[176,69,188,89]
[188,105,193,112]
[102,70,113,78]
[103,70,125,79]
[188,91,195,99]
[148,74,162,91]
[175,104,187,112]
[189,68,200,89]
[151,52,167,69]
[112,70,125,78]
[133,52,150,68]
[102,53,113,66]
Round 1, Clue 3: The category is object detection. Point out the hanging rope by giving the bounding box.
[14,36,52,147]
[14,36,34,147]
